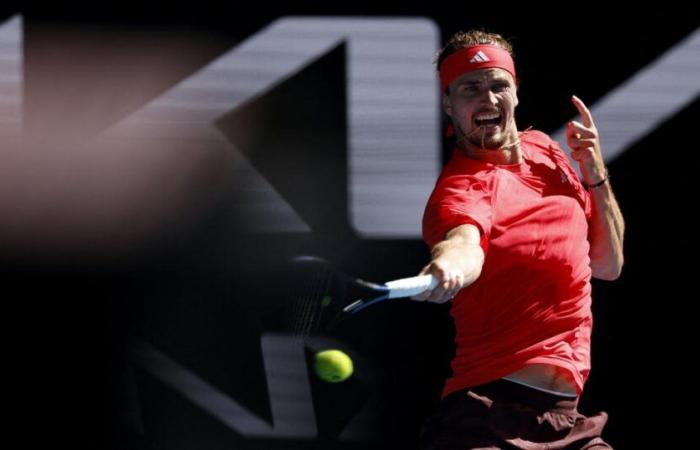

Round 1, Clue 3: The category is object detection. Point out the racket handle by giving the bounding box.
[385,274,438,299]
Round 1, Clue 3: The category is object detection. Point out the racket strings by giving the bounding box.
[292,264,333,338]
[291,268,317,337]
[295,269,319,337]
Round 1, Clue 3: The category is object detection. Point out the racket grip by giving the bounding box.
[385,274,438,299]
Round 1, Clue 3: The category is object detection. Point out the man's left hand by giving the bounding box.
[566,95,607,184]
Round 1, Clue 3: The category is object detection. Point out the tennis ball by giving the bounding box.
[314,349,353,383]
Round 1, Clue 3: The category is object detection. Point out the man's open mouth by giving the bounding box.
[474,111,502,128]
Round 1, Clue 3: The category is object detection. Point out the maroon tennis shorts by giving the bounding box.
[420,378,612,449]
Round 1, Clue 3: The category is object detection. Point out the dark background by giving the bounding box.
[3,4,698,449]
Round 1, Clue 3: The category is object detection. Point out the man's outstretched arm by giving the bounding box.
[413,223,485,303]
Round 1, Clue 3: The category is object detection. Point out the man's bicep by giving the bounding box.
[442,220,490,255]
[445,223,482,246]
[443,223,487,278]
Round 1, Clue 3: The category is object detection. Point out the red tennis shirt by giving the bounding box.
[422,130,594,397]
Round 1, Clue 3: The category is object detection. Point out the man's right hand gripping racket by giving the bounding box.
[341,272,438,314]
[288,256,437,336]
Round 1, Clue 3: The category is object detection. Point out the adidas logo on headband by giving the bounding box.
[469,51,490,63]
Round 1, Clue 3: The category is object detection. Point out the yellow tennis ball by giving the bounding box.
[314,349,354,383]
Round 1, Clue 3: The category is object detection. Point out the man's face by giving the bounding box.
[443,68,519,150]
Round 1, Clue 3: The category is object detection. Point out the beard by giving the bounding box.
[464,127,506,150]
[460,123,514,150]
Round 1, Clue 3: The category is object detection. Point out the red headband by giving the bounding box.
[439,45,516,92]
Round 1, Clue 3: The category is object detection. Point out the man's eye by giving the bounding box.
[493,84,509,92]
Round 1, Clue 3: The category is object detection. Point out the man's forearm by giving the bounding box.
[414,223,485,303]
[433,225,485,285]
[587,182,625,280]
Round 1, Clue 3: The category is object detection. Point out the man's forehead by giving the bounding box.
[453,68,513,85]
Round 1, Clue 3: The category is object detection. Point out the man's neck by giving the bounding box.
[460,135,523,165]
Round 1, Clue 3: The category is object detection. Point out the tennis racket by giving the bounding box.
[286,255,437,337]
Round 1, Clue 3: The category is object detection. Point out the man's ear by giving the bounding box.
[514,78,520,108]
[442,93,452,117]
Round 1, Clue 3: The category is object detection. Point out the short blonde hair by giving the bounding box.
[436,30,515,71]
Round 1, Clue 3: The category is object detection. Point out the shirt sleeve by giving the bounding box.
[422,173,493,253]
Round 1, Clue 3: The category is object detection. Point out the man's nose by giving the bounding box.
[480,89,498,104]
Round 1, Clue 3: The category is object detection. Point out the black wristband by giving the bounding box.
[583,168,609,190]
